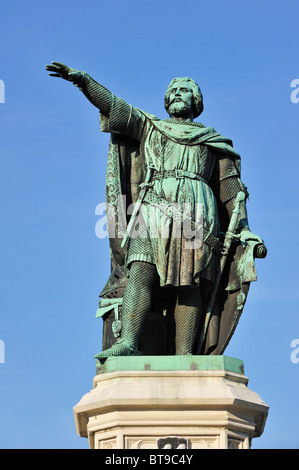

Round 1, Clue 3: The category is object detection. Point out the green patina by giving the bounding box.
[46,61,266,361]
[96,355,244,375]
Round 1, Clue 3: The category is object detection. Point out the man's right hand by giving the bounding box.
[46,61,82,82]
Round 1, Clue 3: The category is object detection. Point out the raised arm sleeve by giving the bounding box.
[73,72,113,116]
[73,72,146,141]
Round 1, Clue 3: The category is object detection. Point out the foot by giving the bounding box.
[94,338,141,360]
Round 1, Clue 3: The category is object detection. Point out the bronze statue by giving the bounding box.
[46,62,267,359]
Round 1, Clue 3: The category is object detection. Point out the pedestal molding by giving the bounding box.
[73,356,268,449]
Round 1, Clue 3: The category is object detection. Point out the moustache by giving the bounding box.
[170,97,187,105]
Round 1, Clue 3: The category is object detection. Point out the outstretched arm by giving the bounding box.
[46,61,145,139]
[46,61,113,116]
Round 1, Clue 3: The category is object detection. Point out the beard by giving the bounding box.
[168,100,192,117]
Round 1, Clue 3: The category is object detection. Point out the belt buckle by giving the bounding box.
[175,169,184,179]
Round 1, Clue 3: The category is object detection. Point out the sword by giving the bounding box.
[196,191,246,354]
[121,163,155,248]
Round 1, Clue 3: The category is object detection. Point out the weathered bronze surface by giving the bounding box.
[46,62,267,359]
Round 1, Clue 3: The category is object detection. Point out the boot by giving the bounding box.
[94,338,141,359]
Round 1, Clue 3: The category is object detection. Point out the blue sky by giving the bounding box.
[0,0,298,449]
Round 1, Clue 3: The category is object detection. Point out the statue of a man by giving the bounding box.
[46,62,266,359]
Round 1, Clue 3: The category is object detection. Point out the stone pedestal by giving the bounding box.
[73,356,268,449]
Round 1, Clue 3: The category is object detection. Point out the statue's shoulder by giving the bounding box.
[135,108,160,121]
[136,110,208,130]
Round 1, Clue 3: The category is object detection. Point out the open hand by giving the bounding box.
[45,61,81,82]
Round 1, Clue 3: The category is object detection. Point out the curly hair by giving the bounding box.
[164,77,204,118]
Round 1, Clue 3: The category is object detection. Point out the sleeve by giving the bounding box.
[100,96,146,141]
[210,155,249,231]
[73,72,113,116]
[73,72,146,141]
[210,155,240,199]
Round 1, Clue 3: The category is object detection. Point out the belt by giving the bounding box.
[152,169,207,184]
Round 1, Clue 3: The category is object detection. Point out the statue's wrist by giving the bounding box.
[71,70,89,86]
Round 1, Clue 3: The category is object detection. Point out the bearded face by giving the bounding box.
[164,77,204,119]
[167,81,193,118]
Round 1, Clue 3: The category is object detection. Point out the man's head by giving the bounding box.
[164,77,204,119]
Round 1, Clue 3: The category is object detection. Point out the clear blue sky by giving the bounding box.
[0,0,298,449]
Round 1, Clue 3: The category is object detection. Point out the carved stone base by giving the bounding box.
[73,356,268,449]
